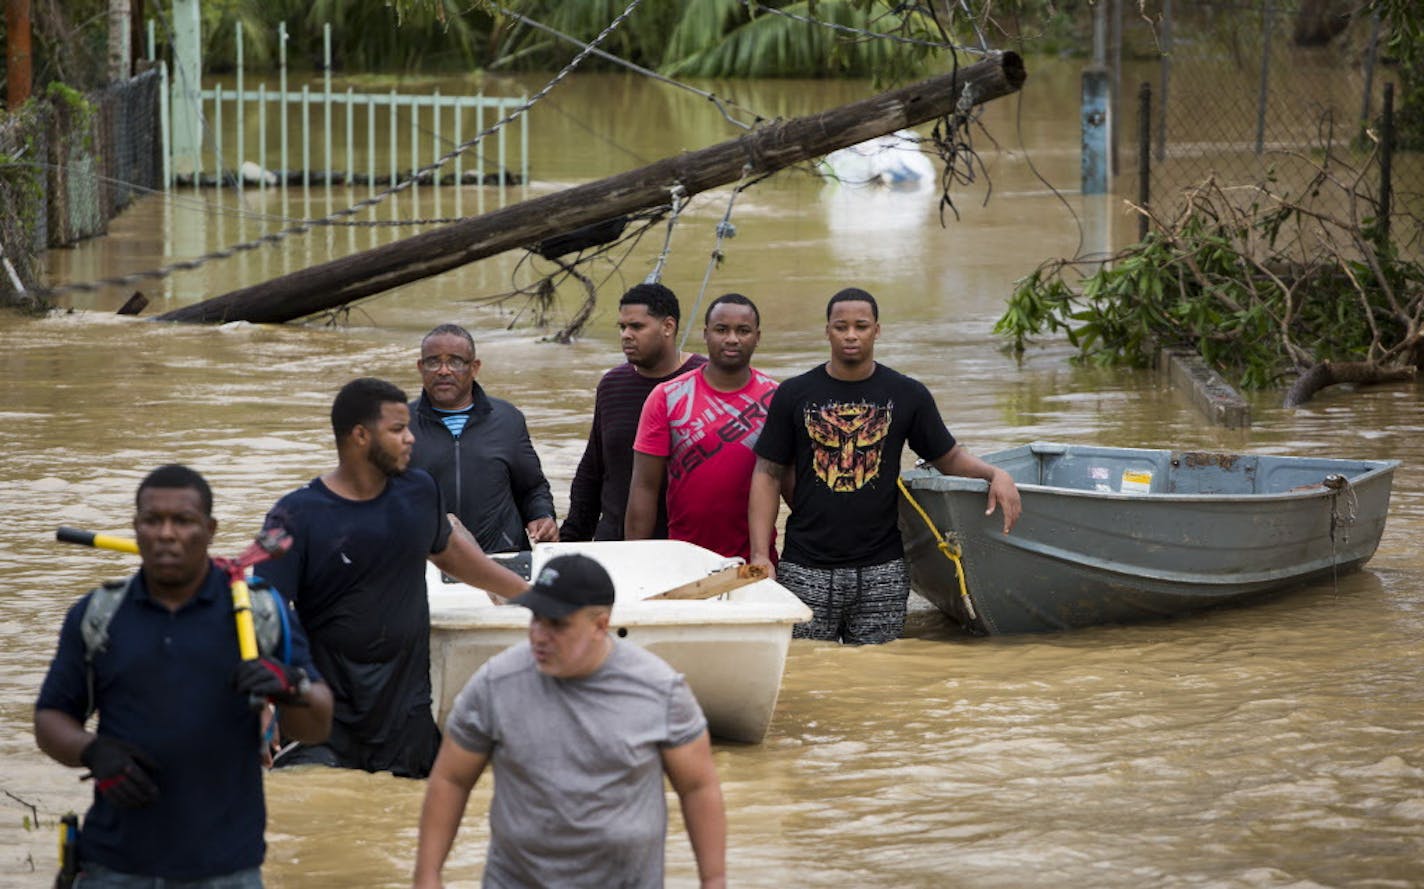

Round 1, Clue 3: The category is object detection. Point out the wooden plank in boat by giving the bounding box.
[645,564,767,600]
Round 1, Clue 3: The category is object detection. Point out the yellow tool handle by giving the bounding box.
[56,526,139,555]
[230,577,260,661]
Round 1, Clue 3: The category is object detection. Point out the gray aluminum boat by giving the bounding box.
[898,442,1398,634]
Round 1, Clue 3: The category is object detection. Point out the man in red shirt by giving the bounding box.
[627,294,779,564]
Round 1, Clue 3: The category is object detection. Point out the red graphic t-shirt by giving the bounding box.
[633,367,779,563]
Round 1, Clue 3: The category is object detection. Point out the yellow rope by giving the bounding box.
[897,477,977,621]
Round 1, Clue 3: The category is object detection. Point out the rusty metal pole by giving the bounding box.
[5,0,33,109]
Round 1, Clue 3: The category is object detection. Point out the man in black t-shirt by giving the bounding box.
[259,378,528,777]
[749,288,1021,644]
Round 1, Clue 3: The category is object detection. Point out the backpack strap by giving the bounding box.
[247,581,284,660]
[78,575,291,721]
[79,577,132,721]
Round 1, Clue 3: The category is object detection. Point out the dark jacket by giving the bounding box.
[410,385,555,553]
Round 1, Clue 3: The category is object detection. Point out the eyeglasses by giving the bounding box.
[419,355,472,373]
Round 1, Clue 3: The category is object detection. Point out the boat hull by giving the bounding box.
[428,540,812,743]
[899,443,1397,634]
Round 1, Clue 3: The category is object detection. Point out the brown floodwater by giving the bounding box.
[3,58,1422,887]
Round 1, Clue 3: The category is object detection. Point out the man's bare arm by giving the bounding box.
[748,457,787,578]
[928,444,1022,533]
[624,452,667,541]
[412,736,489,889]
[662,731,727,889]
[431,520,529,601]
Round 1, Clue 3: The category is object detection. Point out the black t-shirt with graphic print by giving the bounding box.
[755,363,956,568]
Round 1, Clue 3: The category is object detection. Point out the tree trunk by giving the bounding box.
[155,52,1026,325]
[1283,360,1416,407]
[5,0,32,108]
[108,0,131,82]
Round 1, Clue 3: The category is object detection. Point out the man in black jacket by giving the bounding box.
[410,324,558,553]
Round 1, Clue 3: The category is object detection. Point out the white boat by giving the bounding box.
[817,128,935,188]
[427,540,812,743]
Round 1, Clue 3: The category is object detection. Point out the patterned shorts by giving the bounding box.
[779,558,911,645]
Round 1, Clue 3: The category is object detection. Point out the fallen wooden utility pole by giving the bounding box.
[157,52,1026,324]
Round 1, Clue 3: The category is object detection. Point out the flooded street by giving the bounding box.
[3,59,1423,887]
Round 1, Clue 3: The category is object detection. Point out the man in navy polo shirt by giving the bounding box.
[35,465,333,887]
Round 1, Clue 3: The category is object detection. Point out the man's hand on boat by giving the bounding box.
[930,445,1023,533]
[435,514,527,604]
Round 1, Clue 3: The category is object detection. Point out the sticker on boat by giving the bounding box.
[1120,469,1153,493]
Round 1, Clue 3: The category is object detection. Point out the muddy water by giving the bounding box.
[3,59,1423,887]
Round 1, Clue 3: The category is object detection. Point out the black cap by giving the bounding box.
[509,554,616,619]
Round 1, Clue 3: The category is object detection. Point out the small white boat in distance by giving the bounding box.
[428,540,812,744]
[817,128,935,188]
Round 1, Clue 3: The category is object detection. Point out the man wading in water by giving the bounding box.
[748,287,1022,644]
[413,553,726,888]
[259,378,527,778]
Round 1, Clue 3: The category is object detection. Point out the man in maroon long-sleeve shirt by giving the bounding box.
[560,284,706,542]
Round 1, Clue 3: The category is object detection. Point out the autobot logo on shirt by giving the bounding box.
[804,400,893,492]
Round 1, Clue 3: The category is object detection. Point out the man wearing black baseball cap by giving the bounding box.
[413,554,727,888]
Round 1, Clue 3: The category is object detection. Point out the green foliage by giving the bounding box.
[1372,0,1424,150]
[200,0,488,72]
[665,1,917,78]
[998,180,1424,391]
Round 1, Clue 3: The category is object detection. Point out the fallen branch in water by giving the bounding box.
[1283,361,1417,407]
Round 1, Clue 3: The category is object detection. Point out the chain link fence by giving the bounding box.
[0,67,161,305]
[1108,1,1421,253]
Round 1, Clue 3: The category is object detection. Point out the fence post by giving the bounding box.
[236,23,244,193]
[213,83,223,184]
[1138,81,1151,241]
[324,22,332,185]
[279,21,288,186]
[476,96,485,215]
[170,0,202,179]
[1380,82,1393,249]
[1255,0,1276,156]
[433,89,442,172]
[301,84,310,189]
[346,86,354,186]
[258,83,266,190]
[1110,0,1122,176]
[1082,69,1110,195]
[1360,11,1381,139]
[498,102,508,205]
[1156,0,1171,162]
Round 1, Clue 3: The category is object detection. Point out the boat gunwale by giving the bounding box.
[902,442,1399,503]
[430,607,813,630]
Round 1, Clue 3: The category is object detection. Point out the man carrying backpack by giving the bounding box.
[34,465,333,888]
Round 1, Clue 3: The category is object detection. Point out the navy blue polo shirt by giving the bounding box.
[36,563,320,880]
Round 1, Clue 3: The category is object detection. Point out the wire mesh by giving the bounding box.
[1118,1,1422,250]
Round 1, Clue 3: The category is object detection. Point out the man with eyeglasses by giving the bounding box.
[409,324,558,554]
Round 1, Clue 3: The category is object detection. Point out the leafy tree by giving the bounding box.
[998,165,1424,406]
[1372,0,1424,150]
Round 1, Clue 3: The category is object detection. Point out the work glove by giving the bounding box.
[80,736,159,809]
[233,657,311,707]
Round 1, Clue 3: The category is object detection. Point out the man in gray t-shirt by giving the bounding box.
[412,554,727,889]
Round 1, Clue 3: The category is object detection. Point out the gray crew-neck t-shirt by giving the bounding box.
[446,638,708,888]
